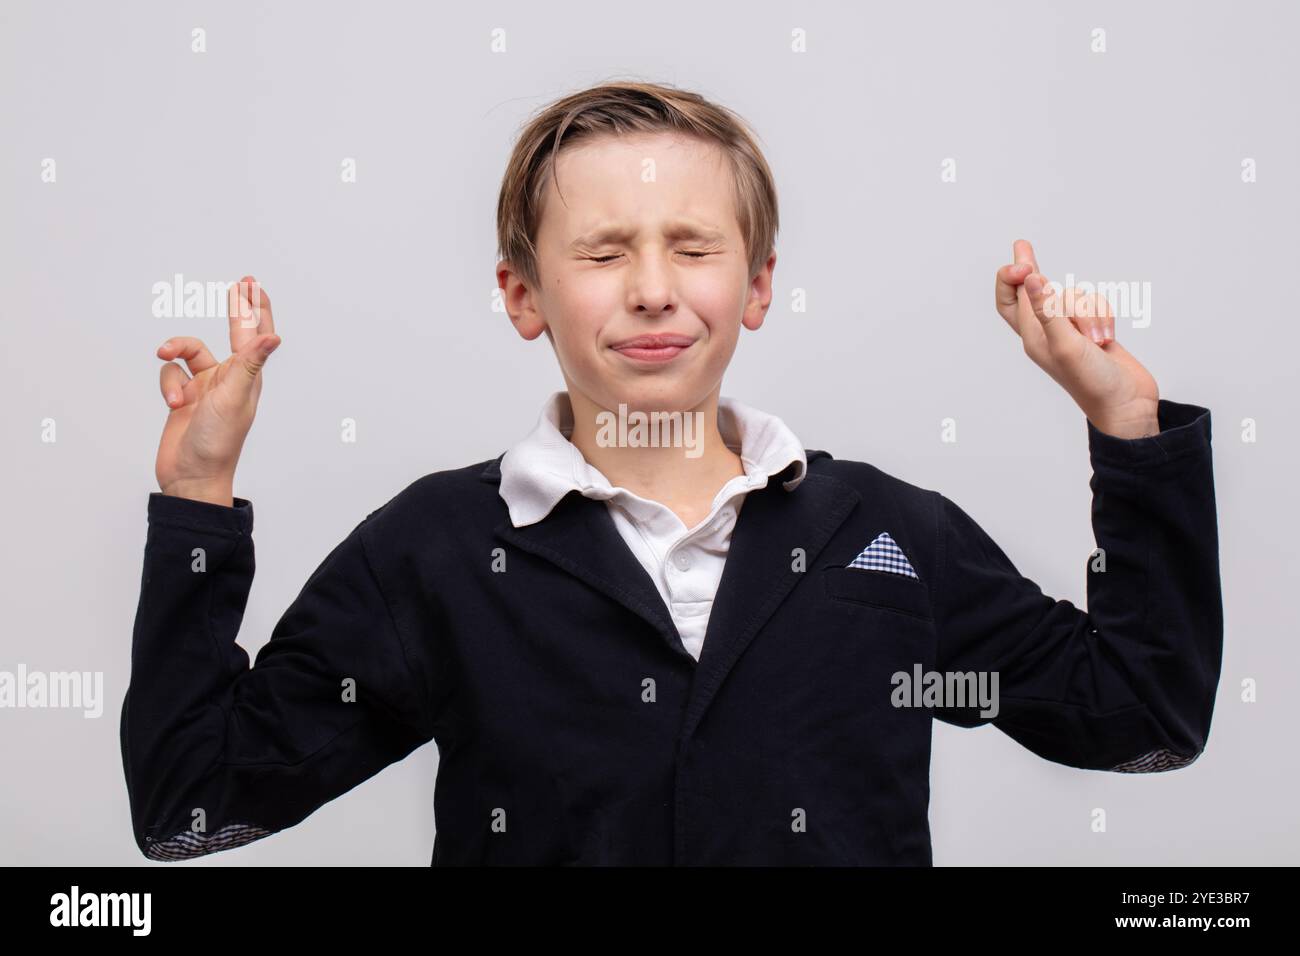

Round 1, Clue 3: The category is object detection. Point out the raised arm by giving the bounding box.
[931,240,1223,769]
[124,278,433,859]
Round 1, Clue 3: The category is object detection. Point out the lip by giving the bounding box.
[610,333,697,350]
[609,333,697,365]
[610,334,696,364]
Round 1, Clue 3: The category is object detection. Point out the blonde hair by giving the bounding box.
[496,80,779,289]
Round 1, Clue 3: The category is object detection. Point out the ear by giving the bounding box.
[741,249,777,332]
[498,259,547,341]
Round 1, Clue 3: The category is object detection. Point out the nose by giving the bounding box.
[627,252,676,317]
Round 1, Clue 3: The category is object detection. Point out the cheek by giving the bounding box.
[544,298,608,364]
[551,274,618,323]
[682,268,747,322]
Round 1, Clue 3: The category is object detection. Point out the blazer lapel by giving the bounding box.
[482,455,693,663]
[684,460,859,737]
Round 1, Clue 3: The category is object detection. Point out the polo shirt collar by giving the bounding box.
[498,390,808,528]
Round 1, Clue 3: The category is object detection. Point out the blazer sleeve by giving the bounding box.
[120,493,435,860]
[929,398,1223,773]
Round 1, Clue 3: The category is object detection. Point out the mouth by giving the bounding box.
[609,333,696,364]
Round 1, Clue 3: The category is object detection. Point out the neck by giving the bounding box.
[564,386,746,507]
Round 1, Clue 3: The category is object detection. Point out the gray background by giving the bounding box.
[1,0,1295,865]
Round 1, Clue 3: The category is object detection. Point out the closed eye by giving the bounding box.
[584,251,716,264]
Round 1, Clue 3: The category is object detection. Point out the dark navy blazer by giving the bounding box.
[121,399,1222,864]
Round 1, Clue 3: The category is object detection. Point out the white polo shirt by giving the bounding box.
[497,390,807,661]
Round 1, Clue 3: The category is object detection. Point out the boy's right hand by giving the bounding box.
[154,277,281,506]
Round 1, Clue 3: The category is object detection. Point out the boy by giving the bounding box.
[123,81,1222,865]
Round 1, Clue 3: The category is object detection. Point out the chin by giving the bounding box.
[601,382,710,414]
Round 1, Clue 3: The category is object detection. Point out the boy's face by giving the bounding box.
[500,131,775,415]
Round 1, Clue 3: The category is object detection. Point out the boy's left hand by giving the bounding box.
[995,239,1160,440]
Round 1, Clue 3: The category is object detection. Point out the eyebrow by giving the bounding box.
[569,221,728,249]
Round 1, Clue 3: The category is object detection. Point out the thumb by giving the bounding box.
[229,334,281,394]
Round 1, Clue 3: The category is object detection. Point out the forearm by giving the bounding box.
[1083,398,1223,765]
[122,494,260,854]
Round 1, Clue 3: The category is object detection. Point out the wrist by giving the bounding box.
[1087,413,1161,440]
[161,478,235,507]
[1084,394,1161,440]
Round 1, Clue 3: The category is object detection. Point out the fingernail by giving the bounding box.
[160,340,171,350]
[1091,329,1103,343]
[167,391,178,405]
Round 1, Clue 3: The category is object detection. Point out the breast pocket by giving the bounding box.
[814,564,936,752]
[821,565,933,622]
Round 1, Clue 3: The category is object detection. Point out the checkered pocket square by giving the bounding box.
[847,532,919,580]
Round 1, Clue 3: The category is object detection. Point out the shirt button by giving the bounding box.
[673,551,693,571]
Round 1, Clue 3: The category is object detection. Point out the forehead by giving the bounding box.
[539,131,737,238]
